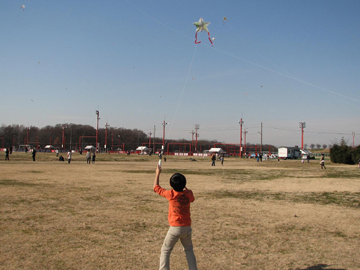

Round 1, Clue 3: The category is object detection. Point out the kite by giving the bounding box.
[193,18,213,46]
[20,5,25,11]
[223,17,227,24]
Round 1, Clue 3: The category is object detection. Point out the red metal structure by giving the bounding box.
[79,136,96,150]
[213,143,240,156]
[167,143,191,155]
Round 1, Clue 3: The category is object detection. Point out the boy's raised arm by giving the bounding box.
[153,164,161,189]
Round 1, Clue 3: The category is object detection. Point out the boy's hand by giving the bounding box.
[156,164,161,176]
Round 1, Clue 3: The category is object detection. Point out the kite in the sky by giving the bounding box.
[20,5,25,11]
[193,18,213,46]
[223,17,227,24]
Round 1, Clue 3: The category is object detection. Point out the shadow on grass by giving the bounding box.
[294,263,346,270]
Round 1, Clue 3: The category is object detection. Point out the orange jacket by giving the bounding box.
[154,185,195,226]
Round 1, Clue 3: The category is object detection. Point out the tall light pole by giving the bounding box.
[257,122,263,154]
[96,110,100,152]
[299,122,306,149]
[244,129,248,156]
[148,131,152,149]
[162,120,168,146]
[238,118,244,157]
[260,122,263,153]
[105,122,109,153]
[27,126,30,145]
[62,125,66,150]
[195,124,200,153]
[191,131,195,155]
[353,131,355,148]
[153,125,156,153]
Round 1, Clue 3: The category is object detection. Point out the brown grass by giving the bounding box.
[1,152,360,270]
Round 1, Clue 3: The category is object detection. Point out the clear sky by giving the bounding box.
[1,0,359,147]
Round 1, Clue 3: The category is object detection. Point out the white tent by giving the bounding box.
[136,146,149,151]
[84,145,95,150]
[44,145,54,149]
[209,148,225,153]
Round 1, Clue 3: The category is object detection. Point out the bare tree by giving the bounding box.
[310,144,315,149]
[322,144,327,149]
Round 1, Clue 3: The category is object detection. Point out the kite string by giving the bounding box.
[168,45,197,138]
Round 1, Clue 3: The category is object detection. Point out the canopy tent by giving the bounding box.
[84,145,96,150]
[300,149,312,155]
[44,145,54,149]
[209,148,225,153]
[136,146,149,151]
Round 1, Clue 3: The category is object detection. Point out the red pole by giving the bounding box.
[105,123,109,153]
[96,110,100,153]
[239,118,243,157]
[149,132,152,150]
[195,131,198,153]
[244,130,247,156]
[191,131,194,155]
[62,126,65,150]
[299,122,306,149]
[301,125,304,149]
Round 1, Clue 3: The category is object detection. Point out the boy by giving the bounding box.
[153,164,198,270]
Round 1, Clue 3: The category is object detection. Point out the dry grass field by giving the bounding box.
[1,152,360,270]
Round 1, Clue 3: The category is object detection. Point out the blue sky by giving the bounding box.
[1,0,359,147]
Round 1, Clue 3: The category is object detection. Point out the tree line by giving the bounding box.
[0,123,221,152]
[1,123,279,154]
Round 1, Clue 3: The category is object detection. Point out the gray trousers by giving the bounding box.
[159,226,198,270]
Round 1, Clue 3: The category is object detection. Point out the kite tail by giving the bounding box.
[208,32,213,46]
[194,32,201,44]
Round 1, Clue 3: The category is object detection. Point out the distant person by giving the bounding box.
[259,153,262,162]
[59,155,64,162]
[307,154,310,163]
[358,158,360,170]
[153,164,198,270]
[56,149,59,157]
[211,153,216,166]
[86,151,91,164]
[220,156,224,166]
[32,149,36,162]
[9,146,12,154]
[5,148,10,161]
[67,150,72,164]
[320,154,326,169]
[92,152,96,164]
